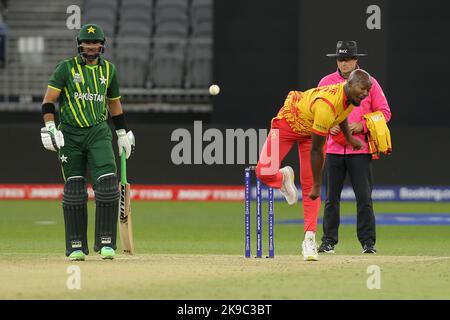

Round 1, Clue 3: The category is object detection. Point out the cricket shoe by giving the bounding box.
[100,247,115,260]
[279,166,297,205]
[302,232,319,261]
[318,242,335,254]
[69,250,85,261]
[362,243,377,254]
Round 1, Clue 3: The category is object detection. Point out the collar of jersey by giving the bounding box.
[76,55,105,67]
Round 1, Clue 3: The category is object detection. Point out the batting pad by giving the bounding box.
[93,173,120,252]
[62,176,89,256]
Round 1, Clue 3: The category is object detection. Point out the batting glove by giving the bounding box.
[40,121,64,152]
[116,129,135,159]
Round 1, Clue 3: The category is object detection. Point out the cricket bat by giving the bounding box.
[118,150,135,254]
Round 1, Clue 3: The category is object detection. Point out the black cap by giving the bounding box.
[326,41,367,58]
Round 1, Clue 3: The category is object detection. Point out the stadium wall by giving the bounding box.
[212,0,300,127]
[213,0,450,127]
[0,124,448,185]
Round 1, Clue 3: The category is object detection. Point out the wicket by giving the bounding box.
[245,166,274,258]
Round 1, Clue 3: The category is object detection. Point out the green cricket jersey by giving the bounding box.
[48,55,120,128]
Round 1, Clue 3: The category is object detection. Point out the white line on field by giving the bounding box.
[35,221,57,225]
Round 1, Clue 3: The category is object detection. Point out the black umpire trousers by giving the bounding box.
[322,153,376,247]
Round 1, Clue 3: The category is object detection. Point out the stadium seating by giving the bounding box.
[125,0,153,10]
[154,0,189,38]
[85,0,118,11]
[155,0,189,19]
[115,37,150,88]
[191,0,213,37]
[83,0,118,39]
[0,24,6,69]
[118,0,153,37]
[84,0,213,89]
[149,40,186,88]
[84,6,116,21]
[0,0,213,111]
[185,40,212,88]
[118,22,152,37]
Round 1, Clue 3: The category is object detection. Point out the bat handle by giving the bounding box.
[121,148,127,184]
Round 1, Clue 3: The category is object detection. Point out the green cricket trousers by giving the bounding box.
[58,121,117,184]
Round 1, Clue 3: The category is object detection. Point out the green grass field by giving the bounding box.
[0,200,449,299]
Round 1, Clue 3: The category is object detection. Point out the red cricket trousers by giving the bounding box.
[256,118,322,232]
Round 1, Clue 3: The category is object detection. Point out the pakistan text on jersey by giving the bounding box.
[74,92,105,102]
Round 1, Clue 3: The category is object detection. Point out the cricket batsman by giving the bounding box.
[40,24,135,261]
[256,69,371,261]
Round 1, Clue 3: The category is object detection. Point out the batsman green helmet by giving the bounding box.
[77,24,106,60]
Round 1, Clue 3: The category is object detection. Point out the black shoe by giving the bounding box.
[318,242,335,254]
[362,243,377,254]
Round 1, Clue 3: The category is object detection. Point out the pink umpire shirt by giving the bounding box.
[318,70,391,155]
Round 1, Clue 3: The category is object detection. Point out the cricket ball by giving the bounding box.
[209,84,220,96]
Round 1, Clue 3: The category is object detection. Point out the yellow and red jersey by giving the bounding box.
[274,82,354,136]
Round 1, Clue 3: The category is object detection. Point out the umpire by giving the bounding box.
[40,24,135,261]
[317,41,391,254]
